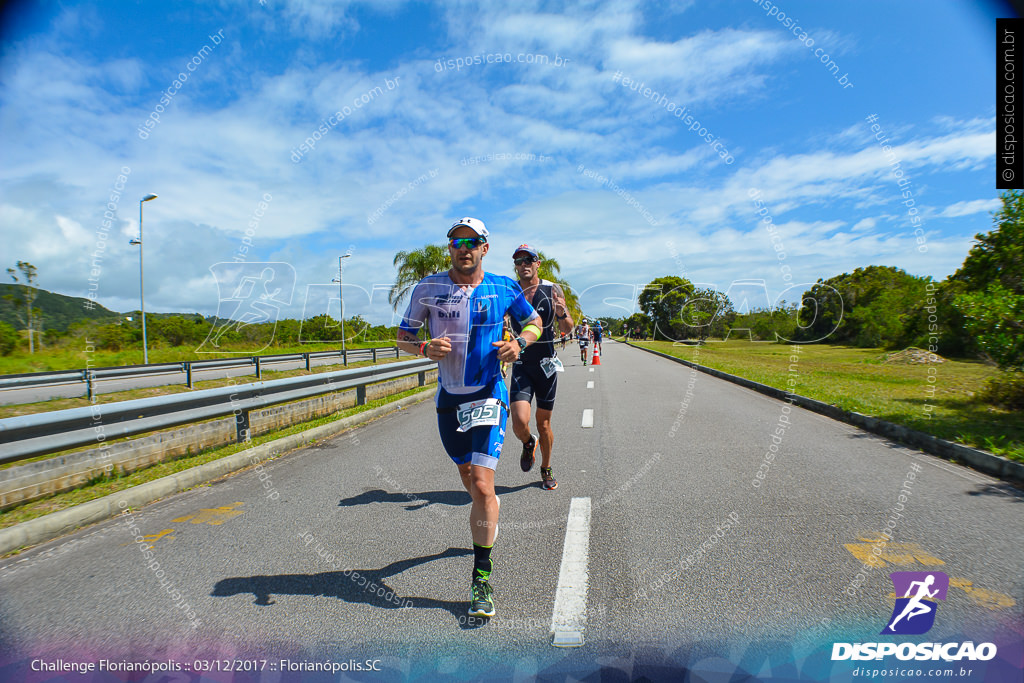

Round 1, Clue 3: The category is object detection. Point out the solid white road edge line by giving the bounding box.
[551,496,592,647]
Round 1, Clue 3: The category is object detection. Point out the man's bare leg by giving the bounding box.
[457,462,473,494]
[510,400,533,444]
[536,407,554,468]
[467,464,498,546]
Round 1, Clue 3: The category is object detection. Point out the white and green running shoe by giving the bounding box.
[468,578,495,617]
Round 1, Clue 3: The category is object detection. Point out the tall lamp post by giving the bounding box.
[331,253,352,355]
[130,193,158,364]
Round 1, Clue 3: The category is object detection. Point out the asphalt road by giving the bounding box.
[1,340,1021,681]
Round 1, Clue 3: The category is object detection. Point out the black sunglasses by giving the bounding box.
[513,256,539,266]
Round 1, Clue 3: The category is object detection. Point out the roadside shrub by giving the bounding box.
[980,371,1024,411]
[0,320,18,355]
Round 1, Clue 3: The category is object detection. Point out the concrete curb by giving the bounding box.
[627,342,1024,485]
[0,390,434,556]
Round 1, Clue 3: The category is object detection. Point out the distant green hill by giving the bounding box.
[0,284,120,332]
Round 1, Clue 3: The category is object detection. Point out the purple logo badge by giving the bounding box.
[881,571,949,635]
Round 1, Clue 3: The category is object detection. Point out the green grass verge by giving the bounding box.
[0,384,434,531]
[633,340,1023,462]
[0,340,395,375]
[0,355,406,421]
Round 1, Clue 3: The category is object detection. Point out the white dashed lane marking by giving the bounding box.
[581,409,594,428]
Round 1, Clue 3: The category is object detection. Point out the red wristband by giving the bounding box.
[419,341,427,356]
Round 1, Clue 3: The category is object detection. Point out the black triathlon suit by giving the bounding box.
[509,280,559,411]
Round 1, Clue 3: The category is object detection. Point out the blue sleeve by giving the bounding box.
[505,277,538,325]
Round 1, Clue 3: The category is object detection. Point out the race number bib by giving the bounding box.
[540,356,564,378]
[456,398,504,432]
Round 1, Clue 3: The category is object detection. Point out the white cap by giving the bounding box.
[448,217,488,238]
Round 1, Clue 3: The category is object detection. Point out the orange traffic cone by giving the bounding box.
[592,347,601,365]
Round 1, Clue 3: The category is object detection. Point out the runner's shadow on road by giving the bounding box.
[210,547,489,628]
[338,488,468,510]
[339,483,536,511]
[966,482,1024,499]
[495,483,539,495]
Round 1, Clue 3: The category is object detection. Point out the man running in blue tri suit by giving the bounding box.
[397,217,542,618]
[508,244,575,490]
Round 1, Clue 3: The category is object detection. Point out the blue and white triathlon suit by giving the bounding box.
[400,272,538,469]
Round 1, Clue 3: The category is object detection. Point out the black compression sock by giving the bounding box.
[472,543,493,582]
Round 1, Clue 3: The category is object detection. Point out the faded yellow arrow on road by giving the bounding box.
[846,534,1015,610]
[172,502,245,526]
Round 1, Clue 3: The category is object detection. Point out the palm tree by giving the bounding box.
[389,243,451,311]
[535,251,560,282]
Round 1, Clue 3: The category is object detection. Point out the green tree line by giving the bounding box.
[617,191,1022,407]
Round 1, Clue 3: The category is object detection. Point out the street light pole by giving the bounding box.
[132,193,158,364]
[332,253,351,355]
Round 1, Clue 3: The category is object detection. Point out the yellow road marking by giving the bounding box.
[844,535,944,567]
[171,502,245,525]
[949,577,1017,610]
[847,535,1015,610]
[119,528,175,548]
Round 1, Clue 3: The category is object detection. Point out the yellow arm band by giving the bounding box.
[521,324,542,339]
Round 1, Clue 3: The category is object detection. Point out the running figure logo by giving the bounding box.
[881,571,949,635]
[196,262,296,353]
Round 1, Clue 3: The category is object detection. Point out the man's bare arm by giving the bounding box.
[397,328,452,360]
[551,283,574,334]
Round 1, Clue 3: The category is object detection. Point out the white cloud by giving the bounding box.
[606,29,793,104]
[851,217,877,232]
[939,198,1000,218]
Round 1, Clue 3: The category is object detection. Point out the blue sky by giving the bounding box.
[0,0,1012,325]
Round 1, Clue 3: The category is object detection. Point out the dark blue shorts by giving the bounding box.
[435,383,508,470]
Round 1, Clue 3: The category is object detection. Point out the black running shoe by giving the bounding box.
[520,434,537,472]
[468,578,495,617]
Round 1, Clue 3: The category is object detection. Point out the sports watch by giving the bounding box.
[515,336,529,357]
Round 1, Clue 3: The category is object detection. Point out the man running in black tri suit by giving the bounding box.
[508,244,575,490]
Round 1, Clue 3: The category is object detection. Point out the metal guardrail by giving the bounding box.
[0,357,435,464]
[0,345,407,397]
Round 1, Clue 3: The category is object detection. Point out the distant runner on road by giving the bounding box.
[576,320,590,365]
[591,321,603,356]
